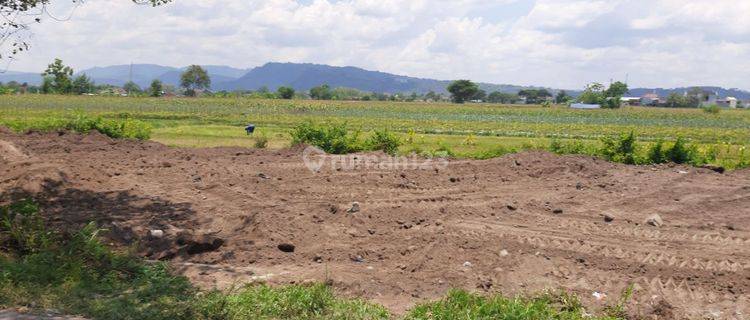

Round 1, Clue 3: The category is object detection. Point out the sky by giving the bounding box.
[4,0,750,90]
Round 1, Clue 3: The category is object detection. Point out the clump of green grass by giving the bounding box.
[197,284,389,320]
[254,134,269,149]
[403,289,622,320]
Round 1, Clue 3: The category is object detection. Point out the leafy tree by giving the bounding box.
[277,86,295,99]
[605,81,629,97]
[518,89,552,104]
[149,79,163,97]
[309,84,333,100]
[123,81,142,95]
[180,65,211,96]
[555,90,571,104]
[578,82,606,105]
[447,80,479,103]
[424,90,441,102]
[472,89,487,102]
[41,58,73,94]
[487,91,517,104]
[71,73,95,94]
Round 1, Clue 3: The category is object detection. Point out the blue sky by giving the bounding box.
[5,0,750,90]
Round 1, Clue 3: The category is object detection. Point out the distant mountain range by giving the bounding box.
[1,62,749,99]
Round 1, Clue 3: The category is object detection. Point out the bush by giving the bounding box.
[600,132,637,164]
[254,135,269,149]
[666,137,692,164]
[291,121,362,154]
[702,104,721,114]
[647,140,667,164]
[366,129,401,155]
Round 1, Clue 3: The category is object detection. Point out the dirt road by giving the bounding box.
[1,129,748,319]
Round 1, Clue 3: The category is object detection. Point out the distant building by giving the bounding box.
[716,97,738,108]
[620,97,641,106]
[640,93,660,106]
[570,103,601,109]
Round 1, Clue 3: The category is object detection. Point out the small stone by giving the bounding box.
[149,229,164,239]
[552,208,563,214]
[347,202,360,213]
[645,214,663,227]
[313,254,323,263]
[575,182,583,190]
[277,243,296,253]
[603,213,615,223]
[258,173,270,179]
[499,249,509,257]
[463,261,472,268]
[506,204,517,211]
[449,177,460,183]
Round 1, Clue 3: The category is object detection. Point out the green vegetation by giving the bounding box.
[447,80,479,103]
[1,200,625,320]
[405,289,622,320]
[1,111,151,140]
[181,65,211,97]
[1,95,748,168]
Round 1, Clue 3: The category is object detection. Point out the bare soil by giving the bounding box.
[1,130,749,319]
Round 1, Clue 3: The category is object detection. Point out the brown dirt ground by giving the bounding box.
[1,130,749,319]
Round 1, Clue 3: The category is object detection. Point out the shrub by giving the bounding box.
[666,137,692,164]
[600,132,637,164]
[647,140,667,164]
[366,129,401,155]
[254,135,269,149]
[291,121,362,154]
[702,104,721,114]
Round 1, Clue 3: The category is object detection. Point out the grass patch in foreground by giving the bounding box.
[406,289,625,320]
[1,199,626,320]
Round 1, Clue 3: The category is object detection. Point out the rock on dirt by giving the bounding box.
[603,213,615,223]
[645,214,664,227]
[149,229,165,239]
[347,202,360,213]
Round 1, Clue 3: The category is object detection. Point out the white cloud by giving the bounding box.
[5,0,750,90]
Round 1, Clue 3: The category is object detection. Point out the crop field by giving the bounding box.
[3,94,750,319]
[1,94,749,167]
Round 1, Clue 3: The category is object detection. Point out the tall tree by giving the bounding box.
[605,81,629,97]
[555,90,571,104]
[149,79,163,97]
[180,65,211,96]
[123,81,142,95]
[447,80,479,103]
[41,58,73,94]
[276,86,295,99]
[309,84,333,100]
[71,73,95,94]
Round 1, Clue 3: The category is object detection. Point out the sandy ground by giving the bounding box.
[1,129,749,319]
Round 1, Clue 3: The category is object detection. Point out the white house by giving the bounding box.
[716,97,738,108]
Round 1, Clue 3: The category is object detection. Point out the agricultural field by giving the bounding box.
[2,94,750,319]
[1,94,748,168]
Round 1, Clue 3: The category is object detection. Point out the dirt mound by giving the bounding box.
[0,140,29,163]
[1,130,748,318]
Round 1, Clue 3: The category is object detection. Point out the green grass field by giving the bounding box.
[1,95,748,168]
